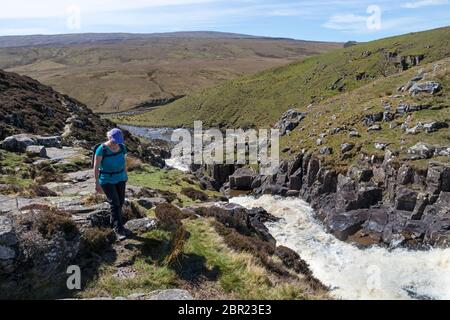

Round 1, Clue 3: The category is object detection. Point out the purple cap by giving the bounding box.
[108,128,124,144]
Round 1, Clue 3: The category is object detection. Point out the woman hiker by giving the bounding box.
[93,128,128,241]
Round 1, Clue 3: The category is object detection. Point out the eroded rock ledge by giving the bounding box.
[195,150,450,248]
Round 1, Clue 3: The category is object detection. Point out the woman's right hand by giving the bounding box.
[95,183,103,194]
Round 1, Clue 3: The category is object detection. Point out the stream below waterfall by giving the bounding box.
[121,125,450,300]
[230,195,450,300]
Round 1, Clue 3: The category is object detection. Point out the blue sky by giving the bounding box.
[0,0,449,41]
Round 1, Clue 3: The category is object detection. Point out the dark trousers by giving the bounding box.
[101,181,126,232]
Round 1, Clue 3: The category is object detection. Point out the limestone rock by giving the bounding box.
[137,197,167,209]
[1,134,36,152]
[409,81,441,96]
[229,167,256,190]
[25,145,47,158]
[124,218,157,233]
[274,109,307,135]
[341,143,354,153]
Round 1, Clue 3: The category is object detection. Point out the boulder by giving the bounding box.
[327,209,371,240]
[407,142,435,159]
[25,145,47,158]
[395,188,418,211]
[319,146,333,155]
[88,208,112,228]
[193,203,278,244]
[348,131,360,138]
[1,208,80,298]
[436,147,450,157]
[137,197,167,209]
[229,167,256,190]
[401,220,427,242]
[405,123,423,135]
[341,143,354,153]
[35,135,61,148]
[361,209,389,238]
[274,109,307,135]
[1,134,36,152]
[423,121,448,133]
[149,289,193,300]
[367,124,381,132]
[424,219,450,246]
[0,216,18,272]
[362,112,383,126]
[396,103,409,114]
[336,179,382,211]
[124,218,157,233]
[409,81,441,96]
[287,153,303,177]
[374,142,388,150]
[0,216,17,247]
[383,112,395,122]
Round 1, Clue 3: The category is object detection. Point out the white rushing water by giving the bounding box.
[230,195,450,300]
[165,156,190,172]
[118,125,191,171]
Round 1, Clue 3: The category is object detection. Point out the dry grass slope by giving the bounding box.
[0,33,341,113]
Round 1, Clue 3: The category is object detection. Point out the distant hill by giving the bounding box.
[0,31,291,48]
[0,32,341,113]
[121,27,449,128]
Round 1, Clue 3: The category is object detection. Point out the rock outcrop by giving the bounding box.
[211,146,450,249]
[274,109,307,135]
[189,202,279,244]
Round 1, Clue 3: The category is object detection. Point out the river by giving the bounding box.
[231,195,450,300]
[122,125,450,300]
[119,124,190,171]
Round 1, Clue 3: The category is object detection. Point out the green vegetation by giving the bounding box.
[128,165,220,205]
[278,57,450,170]
[0,150,32,189]
[118,27,450,128]
[79,218,322,299]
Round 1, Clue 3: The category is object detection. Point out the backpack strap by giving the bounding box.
[101,144,125,158]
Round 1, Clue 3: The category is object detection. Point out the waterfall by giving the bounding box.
[231,195,450,300]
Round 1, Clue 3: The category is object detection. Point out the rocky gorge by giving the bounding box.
[191,125,450,249]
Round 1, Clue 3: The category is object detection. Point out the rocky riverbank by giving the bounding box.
[193,148,449,249]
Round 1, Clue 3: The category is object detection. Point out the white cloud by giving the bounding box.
[401,0,449,9]
[323,12,421,34]
[322,13,367,31]
[0,0,220,19]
